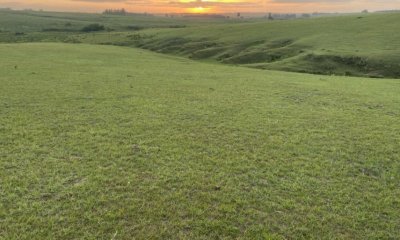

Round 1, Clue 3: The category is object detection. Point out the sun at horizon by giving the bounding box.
[187,6,212,14]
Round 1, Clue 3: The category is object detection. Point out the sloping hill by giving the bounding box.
[1,10,399,78]
[1,43,399,239]
[133,13,400,78]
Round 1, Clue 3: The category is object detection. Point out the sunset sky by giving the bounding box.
[1,0,399,13]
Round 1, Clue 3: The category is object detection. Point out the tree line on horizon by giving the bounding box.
[103,9,127,15]
[103,9,152,16]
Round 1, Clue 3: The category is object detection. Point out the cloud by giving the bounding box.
[169,0,261,7]
[71,0,127,2]
[272,0,349,2]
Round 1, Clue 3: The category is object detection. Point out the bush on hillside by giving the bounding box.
[81,24,105,32]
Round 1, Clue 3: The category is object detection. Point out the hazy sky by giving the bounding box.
[1,0,399,13]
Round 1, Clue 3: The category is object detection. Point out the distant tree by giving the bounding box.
[268,13,274,20]
[237,12,241,18]
[362,9,369,13]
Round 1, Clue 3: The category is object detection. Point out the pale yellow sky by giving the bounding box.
[0,0,399,13]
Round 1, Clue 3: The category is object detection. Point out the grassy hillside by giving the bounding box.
[133,13,400,78]
[1,10,399,78]
[1,43,399,239]
[0,9,229,33]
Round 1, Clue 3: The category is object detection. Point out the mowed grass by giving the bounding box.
[1,43,400,239]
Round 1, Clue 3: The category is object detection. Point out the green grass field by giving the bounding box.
[0,9,229,32]
[1,43,399,239]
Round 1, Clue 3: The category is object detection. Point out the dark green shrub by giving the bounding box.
[81,24,105,32]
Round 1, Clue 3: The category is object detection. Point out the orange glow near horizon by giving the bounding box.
[0,0,399,14]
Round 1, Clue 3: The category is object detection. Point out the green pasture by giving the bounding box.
[1,43,399,239]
